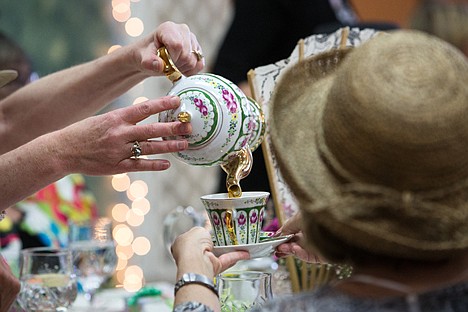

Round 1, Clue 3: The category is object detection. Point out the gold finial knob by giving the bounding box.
[177,112,191,123]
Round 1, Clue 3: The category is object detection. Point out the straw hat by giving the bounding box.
[0,69,18,88]
[270,30,468,260]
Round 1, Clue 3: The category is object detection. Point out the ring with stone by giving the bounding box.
[131,141,142,159]
[191,49,204,62]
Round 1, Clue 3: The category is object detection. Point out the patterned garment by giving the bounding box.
[0,174,97,274]
[16,174,97,247]
[249,282,468,312]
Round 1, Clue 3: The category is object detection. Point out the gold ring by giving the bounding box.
[191,50,204,62]
[131,141,142,159]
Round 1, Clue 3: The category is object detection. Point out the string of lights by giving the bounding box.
[108,0,150,293]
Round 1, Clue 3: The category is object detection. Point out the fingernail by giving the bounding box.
[177,140,187,150]
[170,96,180,106]
[273,230,282,237]
[160,161,170,170]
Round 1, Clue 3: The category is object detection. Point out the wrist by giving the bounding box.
[175,253,215,280]
[174,273,218,298]
[45,130,73,176]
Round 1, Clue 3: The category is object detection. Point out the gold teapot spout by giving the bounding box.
[221,147,253,198]
[157,47,183,82]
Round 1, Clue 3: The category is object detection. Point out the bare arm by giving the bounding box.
[0,96,191,210]
[0,21,203,154]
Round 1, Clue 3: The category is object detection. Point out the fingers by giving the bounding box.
[211,251,250,274]
[277,212,303,236]
[131,120,192,141]
[117,158,173,173]
[121,96,181,124]
[154,22,204,76]
[135,139,188,156]
[274,233,321,263]
[177,32,205,75]
[155,21,189,61]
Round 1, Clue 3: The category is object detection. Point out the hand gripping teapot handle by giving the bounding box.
[157,47,191,123]
[157,46,183,82]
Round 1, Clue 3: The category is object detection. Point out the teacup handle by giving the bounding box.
[157,46,183,82]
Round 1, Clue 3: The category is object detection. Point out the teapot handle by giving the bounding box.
[157,46,183,82]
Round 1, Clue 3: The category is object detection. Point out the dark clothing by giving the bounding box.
[213,0,344,194]
[251,281,468,312]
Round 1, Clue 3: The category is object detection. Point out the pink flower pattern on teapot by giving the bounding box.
[222,89,238,113]
[194,98,208,116]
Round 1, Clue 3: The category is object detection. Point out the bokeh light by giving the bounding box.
[126,209,145,227]
[112,174,131,192]
[125,17,144,37]
[132,236,151,256]
[132,197,151,215]
[111,203,130,223]
[116,243,135,260]
[109,0,149,292]
[128,180,148,199]
[113,224,134,246]
[107,45,122,54]
[133,96,148,105]
[112,3,131,22]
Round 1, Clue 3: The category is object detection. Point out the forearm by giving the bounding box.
[0,38,150,154]
[0,131,66,210]
[174,259,220,312]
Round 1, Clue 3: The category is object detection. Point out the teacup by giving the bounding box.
[201,192,269,246]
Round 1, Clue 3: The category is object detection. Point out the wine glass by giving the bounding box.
[17,247,78,311]
[68,217,117,305]
[217,271,273,312]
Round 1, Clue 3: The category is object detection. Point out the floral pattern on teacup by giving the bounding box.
[207,207,265,246]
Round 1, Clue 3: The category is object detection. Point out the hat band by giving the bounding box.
[316,182,466,225]
[311,108,468,253]
[314,102,468,200]
[310,182,468,254]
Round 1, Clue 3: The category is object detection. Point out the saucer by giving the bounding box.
[212,235,293,258]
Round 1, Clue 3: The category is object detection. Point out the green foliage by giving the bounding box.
[0,0,112,76]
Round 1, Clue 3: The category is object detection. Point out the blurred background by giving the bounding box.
[1,0,466,294]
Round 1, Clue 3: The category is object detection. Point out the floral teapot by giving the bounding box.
[157,47,265,167]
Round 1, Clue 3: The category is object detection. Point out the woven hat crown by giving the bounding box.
[322,31,468,191]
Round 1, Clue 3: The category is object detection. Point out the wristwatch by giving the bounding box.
[174,273,218,297]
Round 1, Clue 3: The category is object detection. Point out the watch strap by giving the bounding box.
[174,273,218,297]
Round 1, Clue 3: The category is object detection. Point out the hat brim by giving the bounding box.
[269,43,468,259]
[0,70,18,88]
